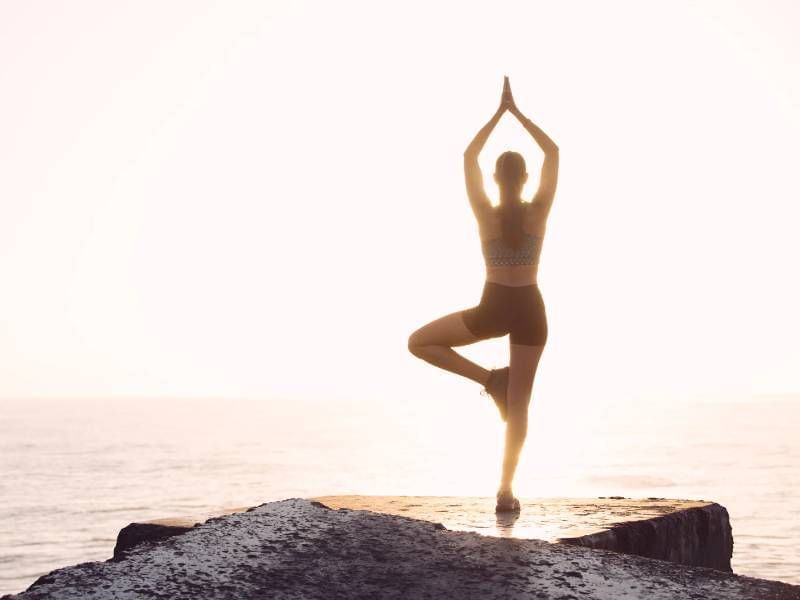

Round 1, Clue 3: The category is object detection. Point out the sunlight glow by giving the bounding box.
[0,0,798,407]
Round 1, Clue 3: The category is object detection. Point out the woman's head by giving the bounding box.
[493,151,528,200]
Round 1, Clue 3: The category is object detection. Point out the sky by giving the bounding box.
[1,0,798,408]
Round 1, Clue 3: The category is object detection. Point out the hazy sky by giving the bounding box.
[1,0,798,406]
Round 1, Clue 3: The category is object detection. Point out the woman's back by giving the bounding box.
[479,204,546,286]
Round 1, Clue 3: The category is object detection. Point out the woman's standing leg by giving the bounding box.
[498,343,545,498]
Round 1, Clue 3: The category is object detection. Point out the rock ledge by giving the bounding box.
[3,498,798,600]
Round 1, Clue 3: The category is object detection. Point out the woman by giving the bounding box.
[407,76,559,513]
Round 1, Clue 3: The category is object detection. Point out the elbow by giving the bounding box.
[542,145,559,160]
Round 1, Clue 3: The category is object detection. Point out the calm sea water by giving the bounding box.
[0,396,798,595]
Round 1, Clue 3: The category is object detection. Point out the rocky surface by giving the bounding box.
[560,501,733,572]
[113,507,250,561]
[311,496,733,571]
[4,498,799,600]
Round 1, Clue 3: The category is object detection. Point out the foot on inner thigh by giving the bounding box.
[481,367,510,421]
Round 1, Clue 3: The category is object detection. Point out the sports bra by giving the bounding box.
[481,231,543,268]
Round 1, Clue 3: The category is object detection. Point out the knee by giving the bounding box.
[507,408,528,427]
[506,405,529,436]
[407,333,425,357]
[507,383,533,412]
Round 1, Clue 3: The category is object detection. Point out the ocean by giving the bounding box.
[0,396,798,595]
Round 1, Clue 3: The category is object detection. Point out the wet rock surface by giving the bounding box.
[4,498,798,600]
[312,496,734,571]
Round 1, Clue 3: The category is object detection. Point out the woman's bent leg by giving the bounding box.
[408,309,493,386]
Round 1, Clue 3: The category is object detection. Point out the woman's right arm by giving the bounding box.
[511,107,559,218]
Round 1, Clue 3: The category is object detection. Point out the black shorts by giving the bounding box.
[461,281,548,346]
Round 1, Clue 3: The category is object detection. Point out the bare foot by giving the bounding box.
[495,488,520,513]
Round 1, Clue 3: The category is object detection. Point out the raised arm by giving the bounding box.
[463,106,504,221]
[510,104,559,219]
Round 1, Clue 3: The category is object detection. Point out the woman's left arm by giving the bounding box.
[464,106,505,221]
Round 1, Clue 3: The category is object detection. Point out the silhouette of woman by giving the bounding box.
[408,76,559,513]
